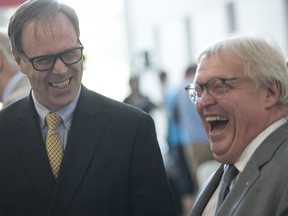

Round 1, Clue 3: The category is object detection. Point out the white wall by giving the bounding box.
[125,0,288,89]
[236,0,287,53]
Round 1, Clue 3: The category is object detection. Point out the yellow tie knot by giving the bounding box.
[46,112,62,130]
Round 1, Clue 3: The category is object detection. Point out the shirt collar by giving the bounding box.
[234,116,287,172]
[33,86,81,129]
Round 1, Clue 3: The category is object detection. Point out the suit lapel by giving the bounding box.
[47,86,111,216]
[8,96,55,208]
[218,122,288,215]
[190,164,223,216]
[218,161,260,215]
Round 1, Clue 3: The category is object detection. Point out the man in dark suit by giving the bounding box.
[0,0,177,215]
[185,34,288,216]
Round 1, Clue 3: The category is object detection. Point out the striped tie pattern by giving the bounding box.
[45,112,63,178]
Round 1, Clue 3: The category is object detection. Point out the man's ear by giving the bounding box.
[12,50,27,74]
[12,50,21,66]
[265,81,281,108]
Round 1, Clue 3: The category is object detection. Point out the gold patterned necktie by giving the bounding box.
[45,112,63,178]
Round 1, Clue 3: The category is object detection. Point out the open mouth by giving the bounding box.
[206,116,228,132]
[49,77,71,88]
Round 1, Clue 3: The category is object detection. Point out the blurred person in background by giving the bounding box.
[0,29,30,108]
[0,0,177,215]
[164,80,195,216]
[123,75,157,113]
[188,33,288,216]
[175,64,214,191]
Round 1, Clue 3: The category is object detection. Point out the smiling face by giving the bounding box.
[13,13,83,112]
[195,52,278,164]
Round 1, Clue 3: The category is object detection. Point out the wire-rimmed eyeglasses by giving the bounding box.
[185,77,250,104]
[19,46,84,72]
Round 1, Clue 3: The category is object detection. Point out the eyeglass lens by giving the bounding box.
[32,47,83,71]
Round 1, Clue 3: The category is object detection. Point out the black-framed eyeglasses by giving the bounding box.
[20,46,84,71]
[185,77,250,104]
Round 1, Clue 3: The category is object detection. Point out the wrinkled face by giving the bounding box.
[195,52,272,164]
[14,13,83,112]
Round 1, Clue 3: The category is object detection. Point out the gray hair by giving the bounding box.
[196,33,288,106]
[8,0,80,53]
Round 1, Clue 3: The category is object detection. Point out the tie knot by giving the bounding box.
[45,112,62,130]
[222,165,239,183]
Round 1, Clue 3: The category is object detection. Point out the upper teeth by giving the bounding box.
[206,116,228,122]
[51,79,69,87]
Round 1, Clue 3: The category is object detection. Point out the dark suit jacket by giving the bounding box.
[189,121,288,216]
[0,85,177,216]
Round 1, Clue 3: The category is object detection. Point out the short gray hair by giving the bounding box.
[196,33,288,106]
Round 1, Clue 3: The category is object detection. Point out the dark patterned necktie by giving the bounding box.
[45,112,63,178]
[215,164,239,214]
